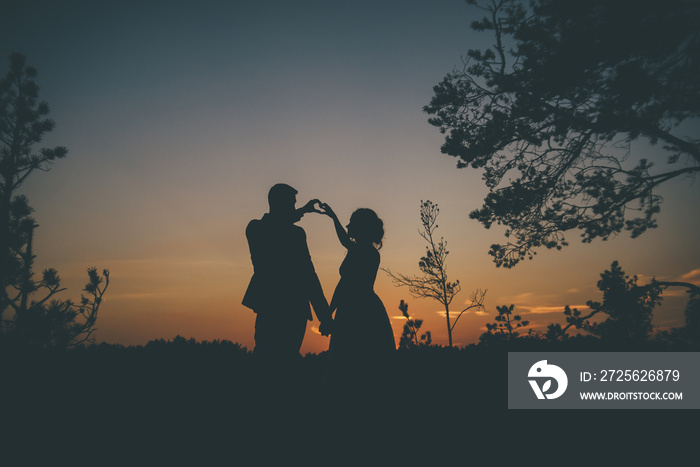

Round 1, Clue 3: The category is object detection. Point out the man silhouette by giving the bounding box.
[243,183,332,361]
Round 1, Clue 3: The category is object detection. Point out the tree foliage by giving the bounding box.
[384,200,486,347]
[561,261,662,343]
[1,54,108,348]
[479,303,529,343]
[424,0,700,267]
[397,300,432,350]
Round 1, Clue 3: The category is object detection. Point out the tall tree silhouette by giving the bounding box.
[424,0,700,267]
[384,201,485,347]
[555,263,700,346]
[0,54,108,347]
[561,261,662,343]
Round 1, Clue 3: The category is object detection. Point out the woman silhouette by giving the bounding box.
[320,203,396,361]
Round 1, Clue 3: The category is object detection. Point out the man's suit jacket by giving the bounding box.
[242,213,330,322]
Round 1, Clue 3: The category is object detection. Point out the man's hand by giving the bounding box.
[299,199,325,215]
[293,199,323,223]
[319,319,334,337]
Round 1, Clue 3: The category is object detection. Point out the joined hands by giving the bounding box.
[298,199,325,215]
[319,319,334,337]
[298,199,335,218]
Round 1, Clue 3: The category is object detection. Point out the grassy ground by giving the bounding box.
[2,340,695,464]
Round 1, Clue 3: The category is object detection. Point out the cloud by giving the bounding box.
[511,292,534,302]
[436,309,488,318]
[496,290,591,316]
[517,304,590,315]
[635,273,656,284]
[679,268,700,283]
[496,291,556,306]
[661,288,693,297]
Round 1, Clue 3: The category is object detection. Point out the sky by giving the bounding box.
[1,0,698,353]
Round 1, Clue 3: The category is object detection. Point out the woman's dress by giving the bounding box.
[329,243,396,360]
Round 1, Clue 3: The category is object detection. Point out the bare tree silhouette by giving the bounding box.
[384,201,486,347]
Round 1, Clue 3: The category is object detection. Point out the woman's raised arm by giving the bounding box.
[321,202,352,249]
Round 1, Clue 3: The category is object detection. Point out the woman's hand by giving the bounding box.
[322,202,350,248]
[319,202,336,218]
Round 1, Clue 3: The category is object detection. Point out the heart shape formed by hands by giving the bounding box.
[312,200,326,214]
[302,199,326,215]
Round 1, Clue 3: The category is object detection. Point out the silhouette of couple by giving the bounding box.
[242,183,396,365]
